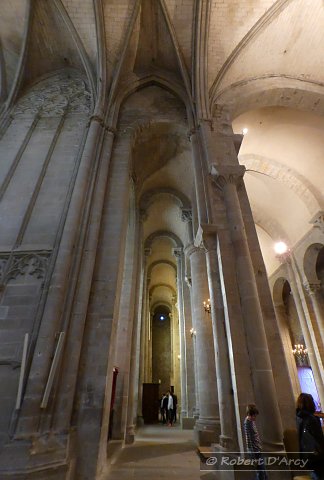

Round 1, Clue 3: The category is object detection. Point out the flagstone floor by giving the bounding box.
[102,423,216,480]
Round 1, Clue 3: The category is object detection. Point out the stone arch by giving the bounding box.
[212,76,324,121]
[151,301,172,314]
[140,187,191,211]
[303,243,324,284]
[145,230,183,249]
[148,260,177,277]
[242,154,322,215]
[272,276,288,307]
[108,75,194,129]
[149,283,177,297]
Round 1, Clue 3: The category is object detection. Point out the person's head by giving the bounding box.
[246,404,259,419]
[296,393,316,414]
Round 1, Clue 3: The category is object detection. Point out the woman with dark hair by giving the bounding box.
[296,393,324,480]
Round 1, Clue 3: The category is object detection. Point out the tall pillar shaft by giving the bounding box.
[204,231,238,449]
[16,117,105,435]
[304,282,324,359]
[273,302,300,399]
[211,165,284,450]
[186,244,220,445]
[173,248,188,418]
[125,212,145,444]
[285,259,324,406]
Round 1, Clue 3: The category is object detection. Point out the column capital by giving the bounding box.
[181,208,192,223]
[184,243,200,258]
[144,248,152,257]
[310,211,324,233]
[139,209,148,223]
[304,281,322,295]
[209,164,246,191]
[172,247,183,259]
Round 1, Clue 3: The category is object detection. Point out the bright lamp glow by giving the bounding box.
[242,127,248,135]
[274,241,288,255]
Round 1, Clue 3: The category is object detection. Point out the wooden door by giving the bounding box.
[142,383,160,424]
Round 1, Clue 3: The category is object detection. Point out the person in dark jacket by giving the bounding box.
[296,393,324,480]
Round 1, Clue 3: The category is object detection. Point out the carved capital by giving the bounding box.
[304,281,322,296]
[89,114,105,126]
[184,243,200,258]
[144,248,152,257]
[181,209,192,223]
[172,247,183,260]
[310,211,324,233]
[210,164,246,191]
[139,209,148,223]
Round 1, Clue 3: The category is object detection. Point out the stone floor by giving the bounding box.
[103,423,216,480]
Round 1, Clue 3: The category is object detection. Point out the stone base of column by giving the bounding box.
[194,418,220,446]
[0,433,72,480]
[181,417,196,429]
[124,425,136,445]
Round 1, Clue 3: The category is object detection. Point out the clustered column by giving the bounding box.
[210,164,284,451]
[203,230,238,449]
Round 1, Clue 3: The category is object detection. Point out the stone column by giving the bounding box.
[171,297,181,403]
[136,227,150,426]
[273,301,300,400]
[182,209,197,418]
[189,129,209,225]
[73,130,132,479]
[173,248,188,420]
[185,274,199,417]
[203,230,238,449]
[15,115,105,436]
[52,127,115,433]
[143,255,151,384]
[211,165,284,451]
[185,244,220,446]
[282,256,324,406]
[304,281,324,358]
[125,211,144,444]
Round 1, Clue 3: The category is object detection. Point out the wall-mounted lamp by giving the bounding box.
[190,327,196,338]
[177,354,181,360]
[203,299,211,314]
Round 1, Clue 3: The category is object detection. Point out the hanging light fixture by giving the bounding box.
[190,327,196,338]
[203,299,211,314]
[292,344,308,359]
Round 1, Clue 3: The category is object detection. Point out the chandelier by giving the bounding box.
[292,344,308,358]
[203,299,211,314]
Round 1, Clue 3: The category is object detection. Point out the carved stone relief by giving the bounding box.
[14,72,92,117]
[0,251,50,284]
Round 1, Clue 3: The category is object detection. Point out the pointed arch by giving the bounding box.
[107,74,194,128]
